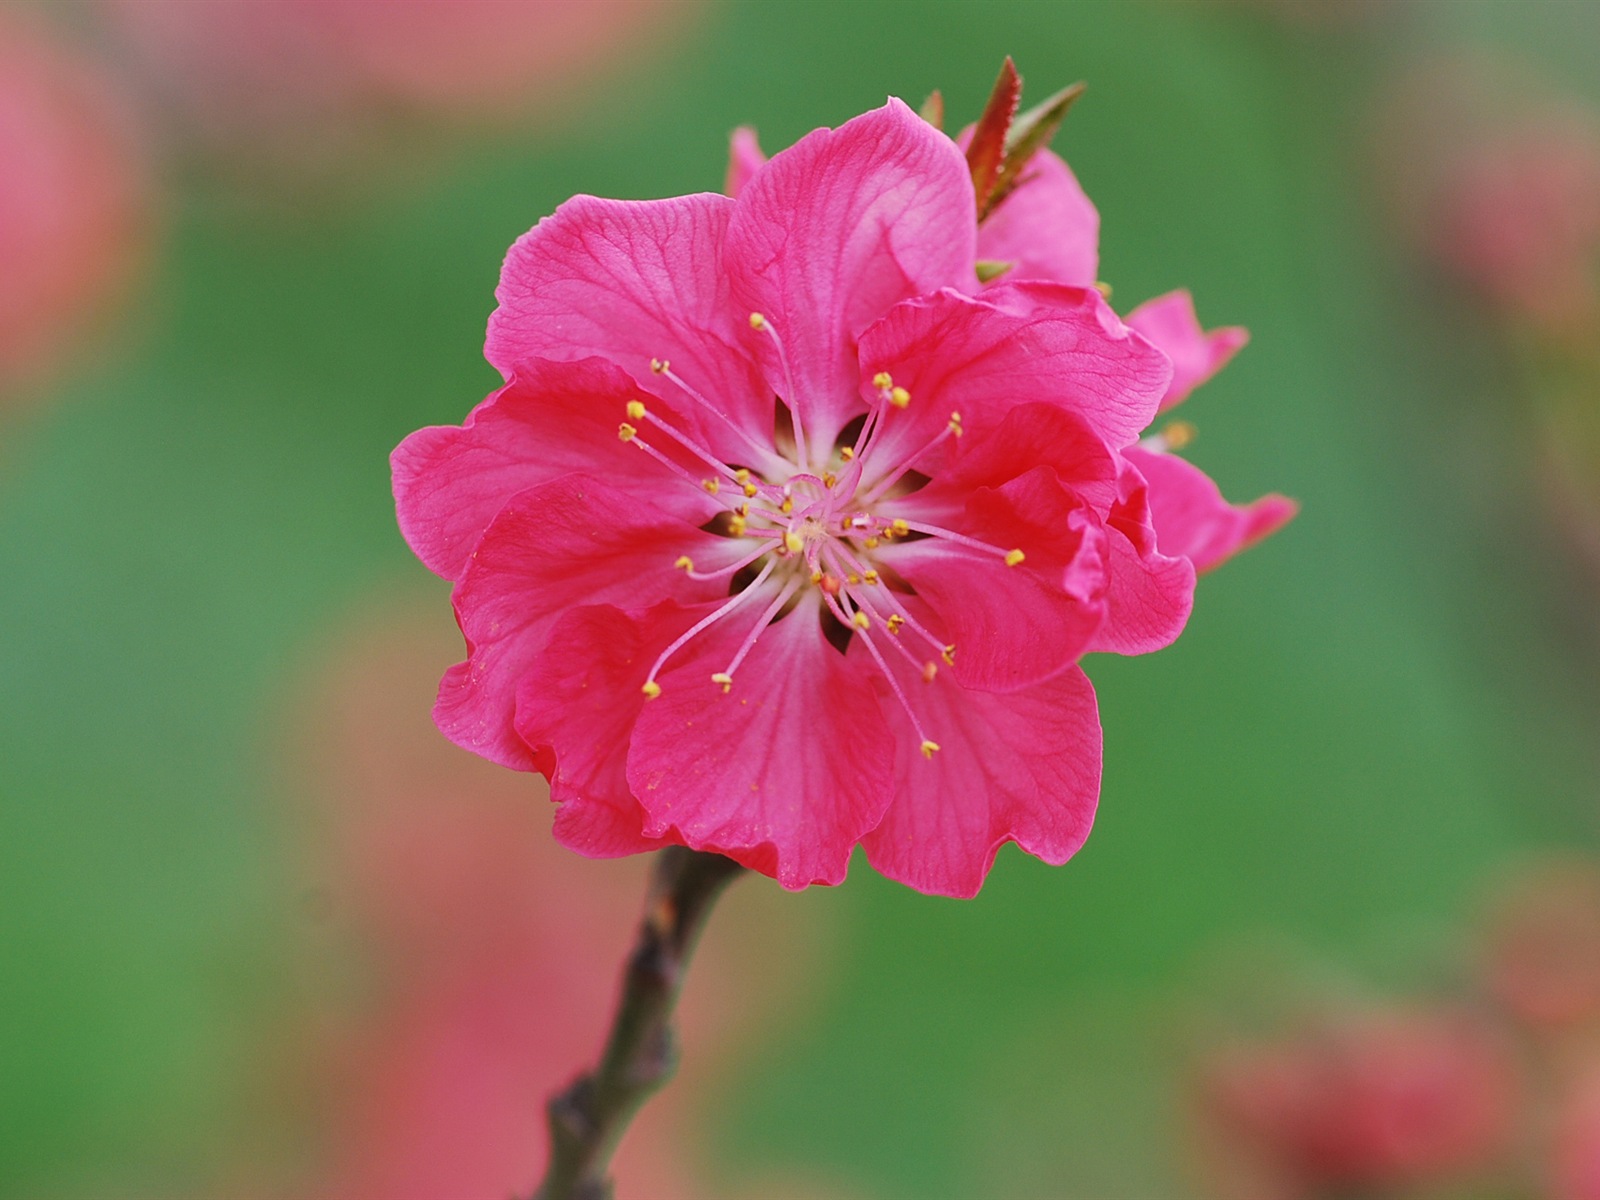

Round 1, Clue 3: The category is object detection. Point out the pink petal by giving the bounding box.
[976,147,1100,286]
[626,594,894,889]
[1087,459,1195,655]
[925,399,1119,513]
[724,98,978,454]
[860,659,1101,898]
[724,125,765,198]
[514,603,706,858]
[885,466,1108,693]
[857,283,1172,469]
[436,475,743,771]
[1126,446,1298,574]
[1124,289,1248,412]
[486,192,775,462]
[392,357,717,582]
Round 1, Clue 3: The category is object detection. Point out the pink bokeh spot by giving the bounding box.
[395,96,1293,896]
[0,11,148,396]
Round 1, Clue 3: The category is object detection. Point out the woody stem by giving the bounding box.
[530,847,745,1200]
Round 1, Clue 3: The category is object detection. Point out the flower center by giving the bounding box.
[618,315,1025,759]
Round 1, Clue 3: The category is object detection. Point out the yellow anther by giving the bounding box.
[618,422,637,442]
[674,555,694,571]
[711,672,733,693]
[890,518,910,537]
[920,739,941,759]
[641,680,662,699]
[737,503,749,516]
[728,515,747,536]
[823,471,837,488]
[889,386,911,409]
[922,661,938,683]
[1162,420,1197,451]
[809,569,824,583]
[650,358,669,374]
[782,530,804,554]
[702,478,720,495]
[839,446,854,461]
[748,312,767,330]
[947,412,964,437]
[734,468,750,482]
[847,573,861,585]
[941,644,956,666]
[742,482,759,498]
[872,371,894,390]
[851,611,871,631]
[864,536,880,549]
[626,399,647,420]
[863,569,880,585]
[1004,549,1026,567]
[887,614,905,635]
[1093,280,1113,299]
[780,496,794,514]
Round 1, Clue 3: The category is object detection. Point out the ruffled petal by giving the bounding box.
[626,593,894,889]
[883,466,1108,693]
[725,98,978,454]
[1087,458,1195,655]
[856,283,1172,467]
[513,602,718,859]
[1124,289,1248,411]
[1126,446,1298,573]
[975,147,1100,287]
[912,399,1119,514]
[724,126,765,198]
[860,659,1101,898]
[436,475,743,771]
[392,357,718,582]
[486,192,775,460]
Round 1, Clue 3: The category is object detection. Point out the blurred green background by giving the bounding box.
[3,1,1599,1197]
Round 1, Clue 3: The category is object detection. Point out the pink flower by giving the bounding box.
[730,113,1296,574]
[1480,858,1600,1031]
[1194,1006,1519,1196]
[0,11,149,396]
[394,98,1292,897]
[1553,1069,1600,1200]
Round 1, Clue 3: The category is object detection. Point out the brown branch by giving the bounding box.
[529,847,745,1200]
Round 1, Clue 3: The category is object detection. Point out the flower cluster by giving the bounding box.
[1191,858,1600,1200]
[393,79,1294,896]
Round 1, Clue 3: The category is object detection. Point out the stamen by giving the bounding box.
[626,399,647,421]
[711,672,733,693]
[822,589,939,756]
[634,407,774,496]
[1004,549,1025,567]
[922,661,938,683]
[897,519,1018,561]
[681,540,773,582]
[751,313,811,470]
[716,577,803,685]
[642,559,778,692]
[654,361,785,471]
[1140,419,1196,453]
[641,680,662,699]
[860,419,957,503]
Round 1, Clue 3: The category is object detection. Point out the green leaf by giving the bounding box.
[981,80,1086,219]
[974,259,1015,283]
[966,57,1021,216]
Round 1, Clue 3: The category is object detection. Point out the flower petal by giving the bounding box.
[857,283,1171,466]
[1124,289,1248,411]
[436,475,741,771]
[627,593,894,889]
[975,147,1099,286]
[392,357,718,582]
[724,125,765,198]
[914,399,1119,513]
[514,603,706,858]
[486,192,774,460]
[1126,446,1298,573]
[884,466,1108,693]
[860,659,1101,898]
[1088,458,1195,655]
[725,98,977,454]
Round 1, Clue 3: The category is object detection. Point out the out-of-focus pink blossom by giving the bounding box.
[1481,859,1600,1032]
[1195,1006,1520,1196]
[1380,60,1600,340]
[276,594,820,1200]
[0,11,148,397]
[103,0,698,176]
[1554,1070,1600,1200]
